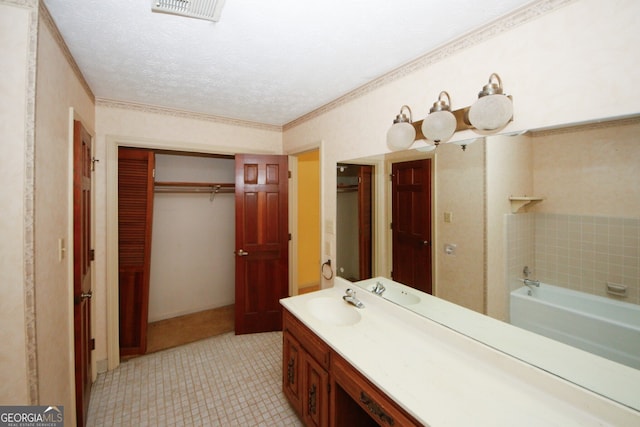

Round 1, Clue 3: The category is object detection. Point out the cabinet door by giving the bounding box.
[283,331,303,415]
[118,147,155,356]
[303,353,329,427]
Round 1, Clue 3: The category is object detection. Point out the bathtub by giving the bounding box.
[510,283,640,370]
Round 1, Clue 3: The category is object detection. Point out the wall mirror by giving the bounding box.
[336,114,640,411]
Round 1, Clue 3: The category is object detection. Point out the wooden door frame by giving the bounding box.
[68,108,96,424]
[105,136,278,369]
[287,141,323,296]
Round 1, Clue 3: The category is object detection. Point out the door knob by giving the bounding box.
[423,240,430,246]
[236,249,249,256]
[80,291,92,300]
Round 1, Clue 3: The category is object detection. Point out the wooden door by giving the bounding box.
[391,159,432,294]
[118,148,155,355]
[235,154,289,334]
[358,165,373,280]
[73,120,93,427]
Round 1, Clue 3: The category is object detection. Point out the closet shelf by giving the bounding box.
[509,196,544,213]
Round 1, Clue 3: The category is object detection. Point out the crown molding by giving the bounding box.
[39,1,95,102]
[95,98,283,132]
[2,0,37,7]
[283,0,576,132]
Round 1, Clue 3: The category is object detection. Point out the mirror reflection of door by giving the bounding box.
[391,159,432,294]
[336,164,373,281]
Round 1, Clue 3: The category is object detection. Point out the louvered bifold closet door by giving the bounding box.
[118,147,155,356]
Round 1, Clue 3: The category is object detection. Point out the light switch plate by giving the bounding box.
[58,238,66,262]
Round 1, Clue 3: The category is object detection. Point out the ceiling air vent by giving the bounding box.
[151,0,226,22]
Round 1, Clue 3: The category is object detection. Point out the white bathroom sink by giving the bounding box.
[306,297,362,326]
[383,289,421,305]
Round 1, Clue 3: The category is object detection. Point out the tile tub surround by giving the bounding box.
[281,278,640,426]
[506,213,640,304]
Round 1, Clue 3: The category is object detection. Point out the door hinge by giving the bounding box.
[90,338,95,351]
[288,170,292,179]
[288,233,292,241]
[89,249,95,261]
[389,222,393,230]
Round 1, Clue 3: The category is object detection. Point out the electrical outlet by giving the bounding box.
[444,212,453,223]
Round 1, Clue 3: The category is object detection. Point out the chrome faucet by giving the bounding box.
[523,278,540,288]
[343,288,365,308]
[371,281,386,296]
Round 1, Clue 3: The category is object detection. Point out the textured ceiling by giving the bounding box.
[44,0,535,126]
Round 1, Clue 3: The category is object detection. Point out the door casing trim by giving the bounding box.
[105,135,277,370]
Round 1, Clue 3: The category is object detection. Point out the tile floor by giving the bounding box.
[88,331,303,426]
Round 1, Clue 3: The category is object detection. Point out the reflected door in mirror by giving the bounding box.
[336,164,373,281]
[391,159,432,294]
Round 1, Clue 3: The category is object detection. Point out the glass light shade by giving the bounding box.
[468,94,513,132]
[421,110,457,143]
[386,122,416,151]
[414,142,437,152]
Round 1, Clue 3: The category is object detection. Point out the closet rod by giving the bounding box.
[337,184,358,193]
[154,182,235,200]
[154,181,234,188]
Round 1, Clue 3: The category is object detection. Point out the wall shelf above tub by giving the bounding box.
[509,196,544,213]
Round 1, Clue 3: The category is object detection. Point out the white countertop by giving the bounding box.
[280,278,640,426]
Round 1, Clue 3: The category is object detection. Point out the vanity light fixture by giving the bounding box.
[386,105,416,151]
[386,73,513,151]
[421,91,457,145]
[468,73,513,133]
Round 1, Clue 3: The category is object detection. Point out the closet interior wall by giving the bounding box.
[149,153,235,322]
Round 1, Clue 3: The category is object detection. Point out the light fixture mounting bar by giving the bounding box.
[410,99,513,139]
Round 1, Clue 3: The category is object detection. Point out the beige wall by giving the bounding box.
[149,155,236,322]
[0,2,32,405]
[34,7,95,425]
[435,141,486,312]
[283,0,640,311]
[486,134,533,320]
[532,121,640,216]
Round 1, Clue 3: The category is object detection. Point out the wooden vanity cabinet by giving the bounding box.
[283,308,421,427]
[331,353,421,427]
[283,309,331,427]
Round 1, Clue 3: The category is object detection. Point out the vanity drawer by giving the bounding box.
[331,353,422,427]
[283,309,330,370]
